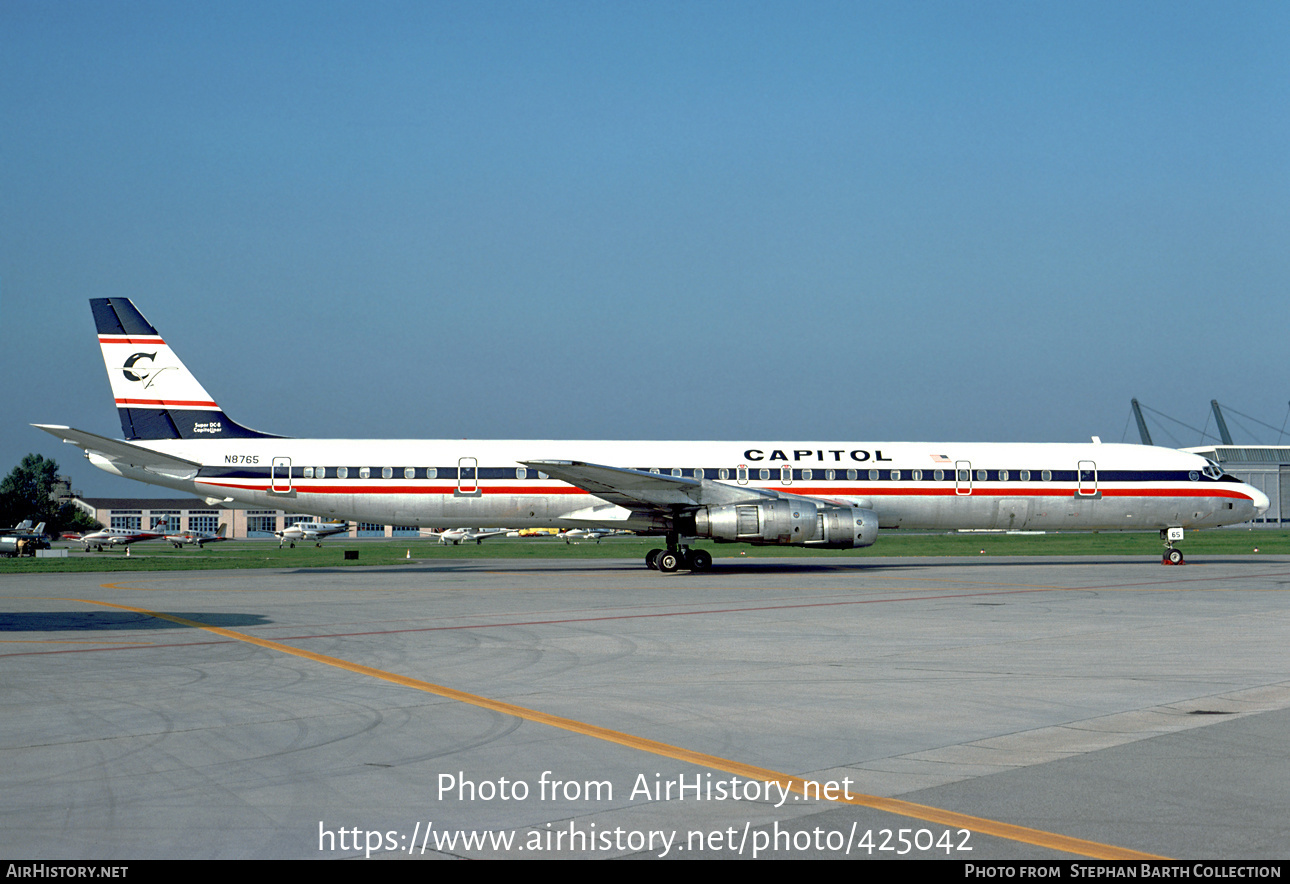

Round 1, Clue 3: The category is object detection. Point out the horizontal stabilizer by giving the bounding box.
[32,424,201,479]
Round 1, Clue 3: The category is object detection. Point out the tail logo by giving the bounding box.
[120,352,175,388]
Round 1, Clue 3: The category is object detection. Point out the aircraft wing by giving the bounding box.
[522,460,780,514]
[32,425,200,480]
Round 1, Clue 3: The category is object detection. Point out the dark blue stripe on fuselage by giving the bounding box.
[192,465,1213,484]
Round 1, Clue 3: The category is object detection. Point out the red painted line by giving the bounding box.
[263,587,1050,638]
[1063,568,1290,591]
[115,398,220,407]
[0,585,1043,658]
[0,637,235,658]
[98,336,165,345]
[780,486,1254,501]
[200,482,591,495]
[13,566,1290,661]
[194,480,1254,502]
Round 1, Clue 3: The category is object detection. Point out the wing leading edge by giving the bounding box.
[522,459,838,512]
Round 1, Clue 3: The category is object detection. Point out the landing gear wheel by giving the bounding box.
[689,549,712,572]
[1165,548,1184,565]
[657,551,682,573]
[646,548,664,570]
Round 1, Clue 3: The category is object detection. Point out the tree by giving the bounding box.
[0,454,96,535]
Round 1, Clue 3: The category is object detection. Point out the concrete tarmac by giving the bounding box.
[3,554,1289,860]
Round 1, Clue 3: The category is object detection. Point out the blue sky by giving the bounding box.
[3,1,1288,497]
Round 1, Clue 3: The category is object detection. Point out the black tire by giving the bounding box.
[1167,548,1184,565]
[690,549,712,572]
[646,548,663,570]
[658,551,681,573]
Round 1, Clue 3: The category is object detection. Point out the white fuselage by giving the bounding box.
[89,437,1267,535]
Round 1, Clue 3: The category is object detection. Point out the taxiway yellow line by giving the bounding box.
[77,596,1165,860]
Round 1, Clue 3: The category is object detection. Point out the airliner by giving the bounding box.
[35,299,1269,572]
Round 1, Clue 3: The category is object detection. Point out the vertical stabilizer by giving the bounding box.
[92,298,279,440]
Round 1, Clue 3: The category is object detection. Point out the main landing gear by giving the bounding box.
[1161,527,1186,565]
[645,533,712,573]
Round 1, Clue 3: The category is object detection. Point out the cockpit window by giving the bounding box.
[1202,461,1223,480]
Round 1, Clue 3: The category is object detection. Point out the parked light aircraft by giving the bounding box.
[559,528,630,543]
[35,299,1270,572]
[0,522,47,557]
[166,523,229,548]
[425,528,509,545]
[80,518,166,552]
[276,521,350,548]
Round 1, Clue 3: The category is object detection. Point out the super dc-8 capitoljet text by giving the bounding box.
[34,299,1268,572]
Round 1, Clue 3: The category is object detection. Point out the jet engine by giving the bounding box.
[681,499,878,549]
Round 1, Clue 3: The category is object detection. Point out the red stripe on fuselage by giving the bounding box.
[192,481,1254,502]
[780,485,1255,501]
[199,483,593,495]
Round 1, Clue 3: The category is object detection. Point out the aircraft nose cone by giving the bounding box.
[1250,486,1271,516]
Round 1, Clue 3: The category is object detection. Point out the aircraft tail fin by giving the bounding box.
[91,299,280,440]
[216,523,228,538]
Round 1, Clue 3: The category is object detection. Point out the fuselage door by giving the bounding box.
[955,460,972,495]
[271,457,292,493]
[1077,460,1098,497]
[457,457,480,496]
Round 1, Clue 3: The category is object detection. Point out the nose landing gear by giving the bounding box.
[1161,527,1186,565]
